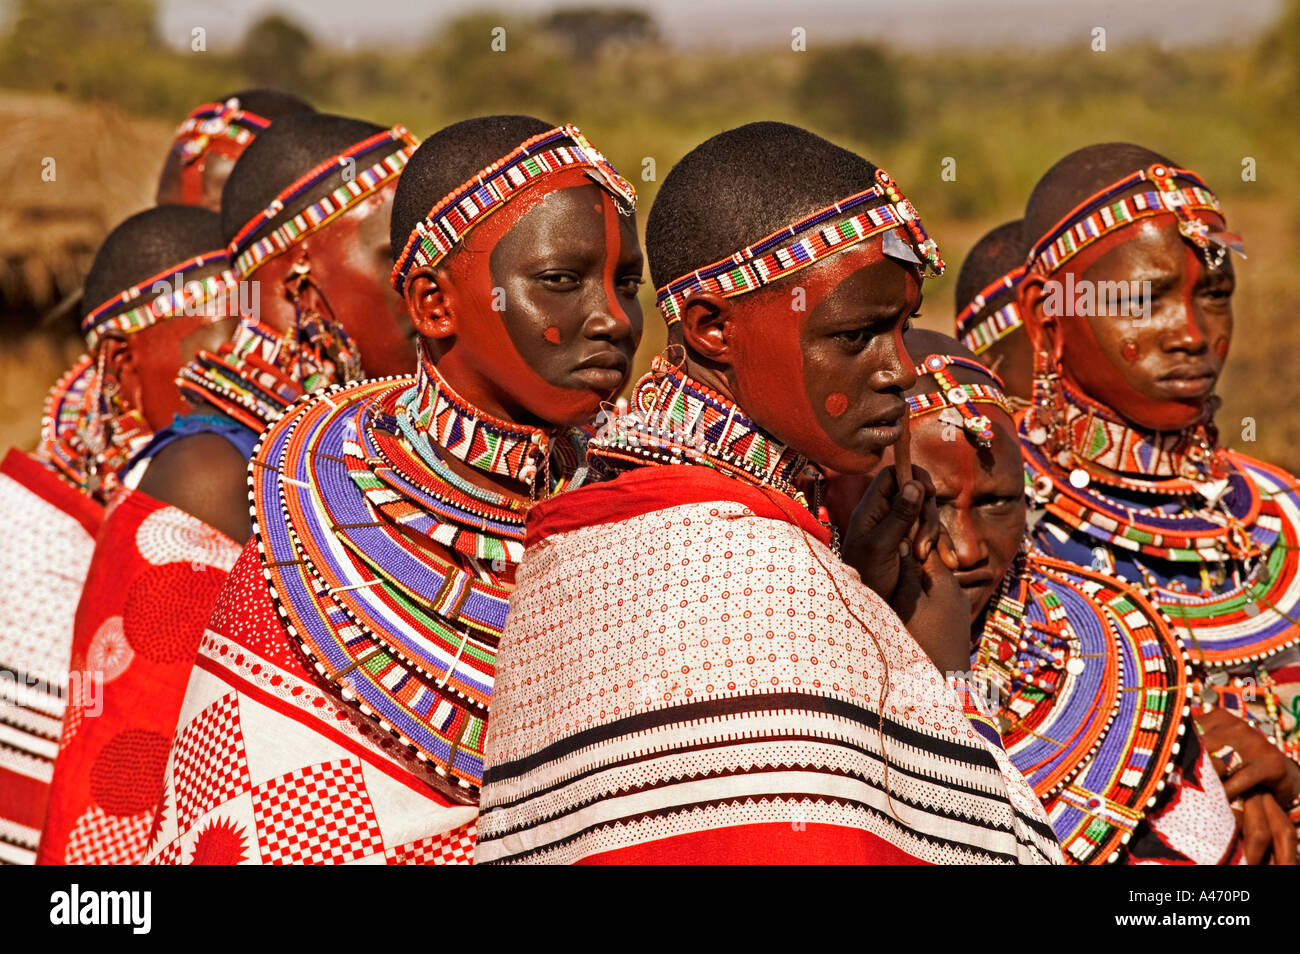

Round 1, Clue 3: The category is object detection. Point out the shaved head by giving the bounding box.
[1023,143,1176,249]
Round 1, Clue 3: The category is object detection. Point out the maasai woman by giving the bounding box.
[1017,143,1300,857]
[142,116,645,865]
[38,117,419,865]
[476,123,1063,865]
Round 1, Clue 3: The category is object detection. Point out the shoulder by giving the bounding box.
[135,432,251,544]
[1224,448,1297,489]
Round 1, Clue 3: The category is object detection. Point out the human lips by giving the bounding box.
[572,349,630,390]
[954,569,995,593]
[857,399,907,442]
[1156,364,1217,398]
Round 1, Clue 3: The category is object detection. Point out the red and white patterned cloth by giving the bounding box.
[477,466,1064,865]
[1131,738,1243,865]
[37,490,241,865]
[0,448,101,865]
[141,545,477,865]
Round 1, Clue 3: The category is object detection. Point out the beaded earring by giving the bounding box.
[282,251,363,387]
[1024,347,1070,468]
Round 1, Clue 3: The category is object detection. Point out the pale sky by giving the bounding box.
[141,0,1284,51]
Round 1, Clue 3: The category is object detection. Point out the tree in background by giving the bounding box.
[794,44,906,141]
[419,12,575,119]
[543,7,659,57]
[0,0,157,96]
[239,14,315,98]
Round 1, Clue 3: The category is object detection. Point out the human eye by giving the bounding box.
[617,273,644,298]
[537,270,581,291]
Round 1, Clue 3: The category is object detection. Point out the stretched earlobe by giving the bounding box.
[99,335,145,417]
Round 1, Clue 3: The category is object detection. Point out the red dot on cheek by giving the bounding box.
[1215,338,1229,358]
[543,326,562,344]
[824,392,849,417]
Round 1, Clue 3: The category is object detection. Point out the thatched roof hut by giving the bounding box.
[0,91,171,328]
[0,91,171,453]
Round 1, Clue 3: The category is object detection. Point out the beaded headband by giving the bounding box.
[1027,163,1242,276]
[172,98,271,166]
[907,353,1012,448]
[655,169,943,326]
[955,265,1026,356]
[229,125,419,280]
[391,124,638,296]
[81,250,237,352]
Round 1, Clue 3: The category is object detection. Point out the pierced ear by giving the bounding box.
[678,292,733,364]
[99,335,144,413]
[405,266,456,340]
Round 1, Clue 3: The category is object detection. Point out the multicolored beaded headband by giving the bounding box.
[80,250,237,352]
[391,124,638,296]
[655,169,944,326]
[229,125,419,280]
[172,98,271,166]
[955,265,1026,356]
[906,353,1011,448]
[1027,163,1242,276]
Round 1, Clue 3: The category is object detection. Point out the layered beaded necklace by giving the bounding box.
[177,316,361,433]
[974,547,1191,864]
[252,352,560,796]
[398,348,550,488]
[587,355,810,509]
[1023,383,1300,679]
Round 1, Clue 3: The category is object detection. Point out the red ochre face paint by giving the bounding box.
[429,171,644,428]
[1121,340,1140,363]
[1026,212,1234,432]
[729,234,921,474]
[1215,336,1229,359]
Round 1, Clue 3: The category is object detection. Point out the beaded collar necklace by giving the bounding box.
[252,373,536,795]
[37,355,95,483]
[974,547,1191,864]
[906,353,1011,447]
[397,349,551,489]
[656,169,943,326]
[43,349,152,501]
[1026,378,1226,491]
[1021,408,1262,566]
[588,355,809,506]
[177,315,361,434]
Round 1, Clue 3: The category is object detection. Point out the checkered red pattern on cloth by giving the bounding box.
[37,489,240,865]
[141,544,477,865]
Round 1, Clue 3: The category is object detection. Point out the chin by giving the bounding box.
[804,444,883,476]
[1116,394,1213,432]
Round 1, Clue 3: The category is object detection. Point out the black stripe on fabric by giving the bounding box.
[478,790,1028,866]
[483,729,1012,819]
[0,738,54,762]
[0,711,60,742]
[483,690,1000,785]
[480,756,1023,844]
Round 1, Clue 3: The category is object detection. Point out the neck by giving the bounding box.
[1058,379,1222,480]
[397,348,553,499]
[588,355,809,505]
